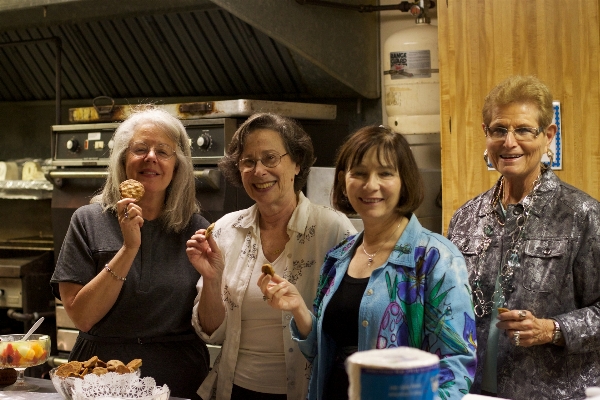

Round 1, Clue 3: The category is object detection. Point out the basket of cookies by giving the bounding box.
[71,373,169,400]
[50,356,142,400]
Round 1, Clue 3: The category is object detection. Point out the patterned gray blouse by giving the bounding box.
[447,168,600,399]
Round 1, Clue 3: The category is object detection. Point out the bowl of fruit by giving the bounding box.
[0,333,50,391]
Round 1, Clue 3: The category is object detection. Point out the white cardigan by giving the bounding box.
[192,192,356,400]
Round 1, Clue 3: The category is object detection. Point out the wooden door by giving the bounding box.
[438,0,600,233]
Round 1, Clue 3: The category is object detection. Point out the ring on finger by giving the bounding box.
[124,205,129,219]
[514,330,520,346]
[518,310,527,319]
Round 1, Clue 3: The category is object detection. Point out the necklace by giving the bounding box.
[471,166,546,317]
[362,219,403,268]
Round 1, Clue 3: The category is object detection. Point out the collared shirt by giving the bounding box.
[292,214,477,400]
[192,192,356,400]
[448,169,600,399]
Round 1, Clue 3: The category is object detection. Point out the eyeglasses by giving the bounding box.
[238,152,289,172]
[129,141,176,160]
[484,126,544,142]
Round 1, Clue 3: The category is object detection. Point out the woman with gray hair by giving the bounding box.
[51,107,210,400]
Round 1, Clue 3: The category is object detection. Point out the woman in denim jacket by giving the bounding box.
[259,125,477,400]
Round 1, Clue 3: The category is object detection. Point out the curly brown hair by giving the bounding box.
[218,113,316,192]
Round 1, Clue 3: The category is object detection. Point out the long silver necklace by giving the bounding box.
[471,167,545,317]
[362,220,402,267]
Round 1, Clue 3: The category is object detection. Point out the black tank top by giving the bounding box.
[322,272,369,347]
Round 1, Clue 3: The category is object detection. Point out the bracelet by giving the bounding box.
[551,319,563,345]
[104,264,126,281]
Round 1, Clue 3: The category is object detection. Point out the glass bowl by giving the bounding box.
[0,333,50,368]
[0,334,50,391]
[50,366,142,400]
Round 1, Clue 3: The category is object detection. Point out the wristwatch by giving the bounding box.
[551,319,563,345]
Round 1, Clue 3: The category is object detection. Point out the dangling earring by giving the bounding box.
[546,148,554,165]
[483,149,489,165]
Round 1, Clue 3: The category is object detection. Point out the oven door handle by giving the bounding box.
[47,169,221,190]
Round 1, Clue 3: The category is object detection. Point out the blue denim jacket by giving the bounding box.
[291,214,477,400]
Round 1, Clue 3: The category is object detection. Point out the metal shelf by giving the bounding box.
[0,180,53,200]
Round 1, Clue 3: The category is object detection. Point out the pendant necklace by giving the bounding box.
[470,165,547,317]
[362,219,403,267]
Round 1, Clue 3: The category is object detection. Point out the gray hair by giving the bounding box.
[91,107,200,232]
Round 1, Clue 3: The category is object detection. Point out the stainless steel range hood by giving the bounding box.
[0,0,379,102]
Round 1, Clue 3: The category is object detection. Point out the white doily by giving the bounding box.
[71,372,169,400]
[50,367,141,400]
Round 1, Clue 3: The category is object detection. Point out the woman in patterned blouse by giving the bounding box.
[186,113,356,400]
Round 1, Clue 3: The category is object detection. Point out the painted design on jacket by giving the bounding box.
[285,259,316,285]
[222,285,238,311]
[232,215,244,228]
[240,232,257,261]
[376,245,472,399]
[296,224,316,244]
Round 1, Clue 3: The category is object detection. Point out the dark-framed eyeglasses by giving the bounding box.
[238,152,289,172]
[484,126,544,142]
[129,141,176,160]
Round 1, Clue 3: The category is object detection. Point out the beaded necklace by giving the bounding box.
[470,166,546,317]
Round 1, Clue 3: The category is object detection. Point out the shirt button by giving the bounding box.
[289,348,294,352]
[366,289,373,296]
[513,208,522,216]
[362,320,368,327]
[286,314,292,320]
[287,253,292,258]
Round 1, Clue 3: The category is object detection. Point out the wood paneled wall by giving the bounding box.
[438,0,600,233]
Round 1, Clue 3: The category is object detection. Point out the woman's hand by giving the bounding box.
[117,198,143,249]
[496,309,556,347]
[186,228,225,282]
[258,273,314,338]
[257,273,305,312]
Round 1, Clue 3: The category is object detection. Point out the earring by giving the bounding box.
[546,148,554,165]
[483,149,489,165]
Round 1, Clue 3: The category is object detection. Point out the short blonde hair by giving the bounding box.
[482,75,554,128]
[91,107,199,232]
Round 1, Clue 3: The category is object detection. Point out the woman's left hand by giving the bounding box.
[496,309,555,347]
[257,273,305,313]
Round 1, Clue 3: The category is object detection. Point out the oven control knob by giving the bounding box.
[66,138,80,153]
[197,134,212,150]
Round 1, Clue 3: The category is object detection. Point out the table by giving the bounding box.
[0,377,188,399]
